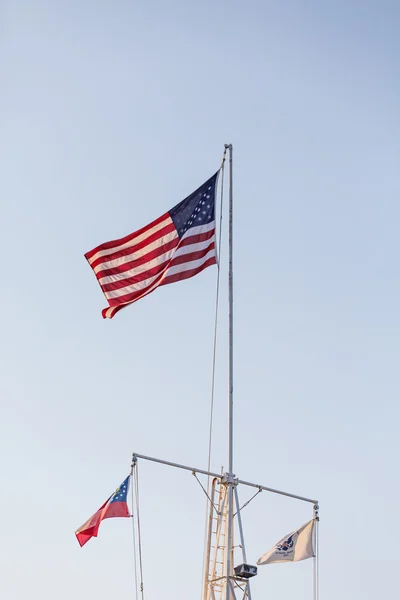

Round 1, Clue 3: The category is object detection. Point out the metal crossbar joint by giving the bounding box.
[221,472,238,485]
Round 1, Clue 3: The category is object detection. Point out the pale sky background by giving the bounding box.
[1,1,399,599]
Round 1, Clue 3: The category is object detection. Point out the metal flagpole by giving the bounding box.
[225,143,234,600]
[227,144,234,478]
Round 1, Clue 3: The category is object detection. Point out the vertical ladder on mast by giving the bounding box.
[204,478,229,600]
[203,477,253,600]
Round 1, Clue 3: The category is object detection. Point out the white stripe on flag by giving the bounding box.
[166,248,216,277]
[180,221,215,237]
[99,243,179,286]
[87,215,172,265]
[94,229,178,275]
[104,271,165,300]
[170,235,215,260]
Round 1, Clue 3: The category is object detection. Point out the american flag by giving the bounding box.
[85,172,219,318]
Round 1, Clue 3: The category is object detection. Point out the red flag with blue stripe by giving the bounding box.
[75,476,130,547]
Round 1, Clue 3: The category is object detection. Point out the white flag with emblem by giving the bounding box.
[257,519,316,565]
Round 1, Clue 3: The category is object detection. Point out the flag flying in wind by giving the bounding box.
[75,476,130,547]
[85,172,219,318]
[257,519,315,565]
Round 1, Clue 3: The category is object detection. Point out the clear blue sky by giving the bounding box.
[2,1,399,598]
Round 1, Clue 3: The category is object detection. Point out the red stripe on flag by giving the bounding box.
[178,228,215,247]
[105,241,216,309]
[98,237,180,290]
[106,266,171,307]
[85,213,169,262]
[103,259,171,295]
[88,221,176,272]
[161,256,217,286]
[103,237,214,295]
[167,241,215,268]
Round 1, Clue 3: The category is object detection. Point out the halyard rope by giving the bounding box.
[130,465,139,600]
[134,463,145,600]
[200,147,227,600]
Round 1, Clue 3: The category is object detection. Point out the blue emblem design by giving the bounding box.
[276,534,294,552]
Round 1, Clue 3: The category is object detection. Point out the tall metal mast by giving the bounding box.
[129,145,319,600]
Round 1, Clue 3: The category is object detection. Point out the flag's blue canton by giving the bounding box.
[169,172,218,239]
[110,476,129,503]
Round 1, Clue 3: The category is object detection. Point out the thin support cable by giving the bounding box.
[130,467,139,600]
[207,148,226,475]
[313,504,319,600]
[233,488,262,517]
[134,463,145,600]
[234,581,245,593]
[201,148,227,600]
[193,471,219,515]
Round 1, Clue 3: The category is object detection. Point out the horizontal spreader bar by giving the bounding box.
[132,451,318,505]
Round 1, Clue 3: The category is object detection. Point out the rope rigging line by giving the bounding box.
[200,147,227,600]
[130,466,139,600]
[206,147,227,476]
[313,505,319,600]
[134,462,145,600]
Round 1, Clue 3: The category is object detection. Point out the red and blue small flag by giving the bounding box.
[75,476,130,547]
